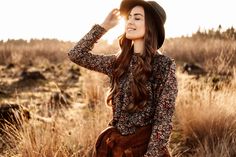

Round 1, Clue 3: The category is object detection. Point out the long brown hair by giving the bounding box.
[106,6,159,112]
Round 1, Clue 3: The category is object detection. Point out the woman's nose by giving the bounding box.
[127,17,134,25]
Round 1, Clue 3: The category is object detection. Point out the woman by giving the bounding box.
[68,0,178,156]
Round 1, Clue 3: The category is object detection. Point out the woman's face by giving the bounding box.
[125,6,145,41]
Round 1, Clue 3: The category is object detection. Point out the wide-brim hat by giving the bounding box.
[120,0,166,49]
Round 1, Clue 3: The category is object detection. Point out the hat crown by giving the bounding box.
[148,1,166,24]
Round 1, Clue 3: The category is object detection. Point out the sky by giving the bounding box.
[0,0,235,43]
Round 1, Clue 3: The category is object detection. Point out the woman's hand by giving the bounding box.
[101,9,120,31]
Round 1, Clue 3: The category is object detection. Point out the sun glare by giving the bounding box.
[103,17,125,45]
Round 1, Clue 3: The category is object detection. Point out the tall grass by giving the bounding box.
[0,39,73,65]
[1,36,235,73]
[162,37,236,74]
[2,69,235,157]
[1,71,112,157]
[1,32,236,156]
[169,71,236,157]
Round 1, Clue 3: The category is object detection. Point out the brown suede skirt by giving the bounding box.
[93,125,170,157]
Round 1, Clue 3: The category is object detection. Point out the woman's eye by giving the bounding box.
[126,15,141,21]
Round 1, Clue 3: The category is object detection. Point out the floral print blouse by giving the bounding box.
[68,24,178,157]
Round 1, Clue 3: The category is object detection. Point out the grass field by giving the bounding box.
[0,32,235,156]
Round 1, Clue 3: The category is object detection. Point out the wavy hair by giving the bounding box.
[106,6,159,112]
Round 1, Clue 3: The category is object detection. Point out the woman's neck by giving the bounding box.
[133,39,144,54]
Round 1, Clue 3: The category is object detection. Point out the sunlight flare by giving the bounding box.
[103,17,125,45]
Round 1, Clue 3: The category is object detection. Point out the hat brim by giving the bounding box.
[120,0,165,49]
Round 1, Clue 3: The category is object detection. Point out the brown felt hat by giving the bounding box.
[120,0,166,48]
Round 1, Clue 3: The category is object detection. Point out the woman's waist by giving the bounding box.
[109,118,153,136]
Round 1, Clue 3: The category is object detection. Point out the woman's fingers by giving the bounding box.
[112,8,119,14]
[101,8,121,30]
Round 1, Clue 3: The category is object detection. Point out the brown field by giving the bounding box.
[0,34,236,157]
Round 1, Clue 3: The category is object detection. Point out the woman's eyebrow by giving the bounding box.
[129,13,144,17]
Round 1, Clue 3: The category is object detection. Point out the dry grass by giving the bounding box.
[2,70,235,157]
[0,36,236,157]
[0,39,73,65]
[169,70,236,157]
[162,37,236,74]
[1,71,112,157]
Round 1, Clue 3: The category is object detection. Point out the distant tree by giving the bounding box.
[192,25,236,40]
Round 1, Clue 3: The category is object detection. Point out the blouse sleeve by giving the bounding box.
[144,60,178,157]
[68,24,116,76]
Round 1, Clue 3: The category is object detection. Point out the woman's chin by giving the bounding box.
[125,34,135,40]
[125,33,144,41]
